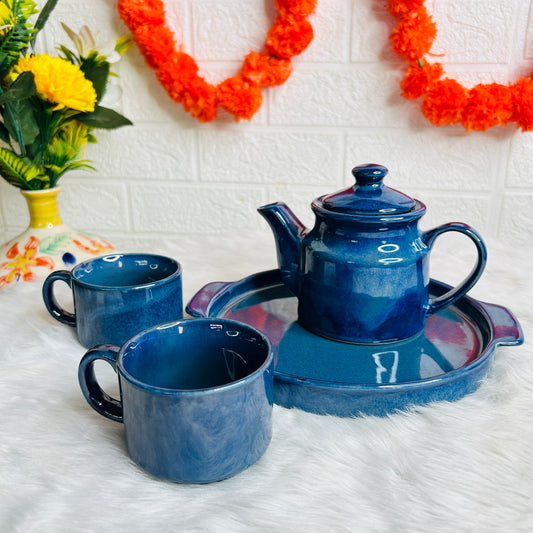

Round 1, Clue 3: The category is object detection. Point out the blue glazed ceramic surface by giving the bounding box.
[258,164,487,343]
[187,270,524,417]
[42,253,183,348]
[78,318,274,484]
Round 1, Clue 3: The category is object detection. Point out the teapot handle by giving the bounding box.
[422,222,487,315]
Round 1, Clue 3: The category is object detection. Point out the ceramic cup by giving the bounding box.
[78,318,274,484]
[42,253,183,348]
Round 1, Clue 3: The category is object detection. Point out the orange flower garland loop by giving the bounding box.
[118,0,317,122]
[389,0,533,132]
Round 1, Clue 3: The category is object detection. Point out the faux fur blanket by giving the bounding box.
[0,232,531,532]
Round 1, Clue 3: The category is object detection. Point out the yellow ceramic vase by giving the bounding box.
[0,187,114,291]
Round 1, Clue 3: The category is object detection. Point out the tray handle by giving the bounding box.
[479,301,524,346]
[186,281,231,317]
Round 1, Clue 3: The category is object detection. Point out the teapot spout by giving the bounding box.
[257,202,306,295]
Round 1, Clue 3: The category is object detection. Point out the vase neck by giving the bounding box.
[21,188,63,229]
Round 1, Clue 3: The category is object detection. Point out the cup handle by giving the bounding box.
[422,222,487,315]
[78,345,123,423]
[42,270,76,327]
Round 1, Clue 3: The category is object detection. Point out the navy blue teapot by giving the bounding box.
[258,163,487,344]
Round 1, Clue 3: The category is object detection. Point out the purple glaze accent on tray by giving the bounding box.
[187,270,523,417]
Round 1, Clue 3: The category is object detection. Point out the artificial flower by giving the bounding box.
[13,54,97,112]
[390,7,436,61]
[510,77,533,132]
[241,51,293,87]
[61,23,130,65]
[156,52,199,102]
[276,0,317,18]
[58,23,132,112]
[116,0,165,32]
[217,75,263,121]
[421,78,468,126]
[388,0,425,17]
[462,84,514,132]
[133,23,175,69]
[400,61,443,100]
[266,14,314,59]
[180,79,218,123]
[0,0,131,190]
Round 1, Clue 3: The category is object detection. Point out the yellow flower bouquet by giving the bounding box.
[0,0,132,190]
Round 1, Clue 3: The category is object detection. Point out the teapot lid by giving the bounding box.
[322,164,416,215]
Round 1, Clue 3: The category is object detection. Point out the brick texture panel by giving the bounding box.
[1,0,532,249]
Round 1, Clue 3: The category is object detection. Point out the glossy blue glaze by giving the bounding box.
[186,270,524,417]
[258,164,487,343]
[43,253,183,348]
[78,318,274,483]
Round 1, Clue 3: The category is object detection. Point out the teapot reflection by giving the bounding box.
[274,314,476,385]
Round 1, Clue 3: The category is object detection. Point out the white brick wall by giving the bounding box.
[1,0,532,250]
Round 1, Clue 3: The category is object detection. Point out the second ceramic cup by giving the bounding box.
[42,253,183,348]
[78,318,274,483]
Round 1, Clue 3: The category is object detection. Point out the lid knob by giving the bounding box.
[352,164,388,187]
[321,163,417,215]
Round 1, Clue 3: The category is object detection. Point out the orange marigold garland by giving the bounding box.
[217,75,263,121]
[133,24,175,69]
[390,6,436,61]
[421,78,467,127]
[401,61,443,100]
[276,0,317,17]
[117,0,317,122]
[266,15,315,59]
[389,0,533,131]
[118,0,165,30]
[511,77,533,132]
[241,52,293,86]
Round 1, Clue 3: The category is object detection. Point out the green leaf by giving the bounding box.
[4,98,40,148]
[26,176,49,189]
[0,146,48,190]
[57,44,77,65]
[77,106,133,129]
[34,0,59,35]
[0,72,36,105]
[0,1,38,73]
[0,52,8,79]
[115,35,133,57]
[26,135,44,162]
[15,0,39,19]
[46,161,95,188]
[80,53,110,102]
[0,120,11,144]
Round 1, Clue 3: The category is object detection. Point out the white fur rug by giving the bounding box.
[0,232,531,533]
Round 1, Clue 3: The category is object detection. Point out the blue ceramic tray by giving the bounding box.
[187,270,524,417]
